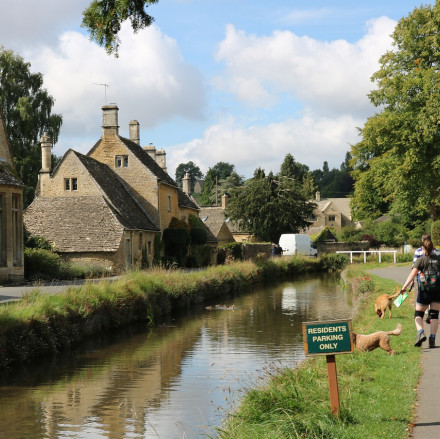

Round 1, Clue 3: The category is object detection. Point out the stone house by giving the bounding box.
[24,104,205,273]
[0,111,24,282]
[305,191,353,236]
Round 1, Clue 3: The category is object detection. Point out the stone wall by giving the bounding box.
[317,241,370,255]
[242,243,271,260]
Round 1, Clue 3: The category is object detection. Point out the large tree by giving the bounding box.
[200,162,236,205]
[175,161,203,191]
[225,168,316,243]
[351,2,440,224]
[82,0,158,55]
[0,47,62,206]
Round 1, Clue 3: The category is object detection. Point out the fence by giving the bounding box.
[336,250,397,264]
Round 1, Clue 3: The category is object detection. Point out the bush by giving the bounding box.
[222,242,243,261]
[319,254,348,271]
[432,220,440,247]
[24,248,63,280]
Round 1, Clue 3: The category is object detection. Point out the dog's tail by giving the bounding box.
[389,286,402,300]
[387,324,402,336]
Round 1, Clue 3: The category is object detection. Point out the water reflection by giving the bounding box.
[0,273,352,439]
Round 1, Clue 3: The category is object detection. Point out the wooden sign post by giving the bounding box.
[302,320,354,416]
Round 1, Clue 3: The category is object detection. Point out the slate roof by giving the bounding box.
[88,136,199,211]
[315,197,351,220]
[0,160,23,187]
[24,151,159,253]
[199,206,228,236]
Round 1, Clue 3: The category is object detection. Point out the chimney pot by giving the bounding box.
[129,120,140,145]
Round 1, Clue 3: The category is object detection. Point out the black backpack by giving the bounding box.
[419,255,440,293]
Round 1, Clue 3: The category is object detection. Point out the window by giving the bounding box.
[167,195,171,212]
[148,241,152,254]
[328,215,336,222]
[12,194,22,265]
[65,178,78,191]
[116,155,128,167]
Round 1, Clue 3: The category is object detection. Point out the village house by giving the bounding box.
[24,104,207,273]
[0,111,24,282]
[305,191,353,236]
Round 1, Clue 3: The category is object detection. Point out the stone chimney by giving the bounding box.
[40,132,52,173]
[316,191,321,202]
[101,104,119,137]
[39,132,52,195]
[143,143,156,160]
[155,149,167,173]
[221,194,228,209]
[129,120,140,145]
[182,172,191,194]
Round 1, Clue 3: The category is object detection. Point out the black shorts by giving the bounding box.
[417,287,440,305]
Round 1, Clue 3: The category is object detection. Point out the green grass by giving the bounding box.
[218,263,420,438]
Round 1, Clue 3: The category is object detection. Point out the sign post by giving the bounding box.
[302,320,353,416]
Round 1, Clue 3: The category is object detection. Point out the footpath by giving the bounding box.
[369,265,440,439]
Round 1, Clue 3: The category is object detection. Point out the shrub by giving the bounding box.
[319,254,348,271]
[432,220,440,247]
[222,242,243,261]
[24,248,63,280]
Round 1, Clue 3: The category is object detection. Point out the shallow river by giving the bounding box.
[0,273,353,439]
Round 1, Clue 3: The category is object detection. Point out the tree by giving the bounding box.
[0,47,62,206]
[175,161,203,191]
[280,153,309,182]
[350,2,440,224]
[200,162,236,205]
[225,169,316,243]
[82,0,159,55]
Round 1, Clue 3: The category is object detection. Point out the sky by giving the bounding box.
[0,0,434,180]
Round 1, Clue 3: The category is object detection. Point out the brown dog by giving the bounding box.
[374,286,401,319]
[352,324,402,355]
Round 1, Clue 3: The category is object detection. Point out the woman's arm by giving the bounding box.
[400,267,419,293]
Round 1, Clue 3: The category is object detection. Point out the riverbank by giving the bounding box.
[218,263,420,438]
[0,254,346,368]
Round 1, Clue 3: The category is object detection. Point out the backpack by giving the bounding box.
[419,255,440,293]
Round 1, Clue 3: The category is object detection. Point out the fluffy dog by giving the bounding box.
[374,286,401,319]
[352,324,402,355]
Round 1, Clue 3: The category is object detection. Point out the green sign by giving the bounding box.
[303,320,353,356]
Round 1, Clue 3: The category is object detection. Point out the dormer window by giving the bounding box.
[65,178,78,191]
[116,155,128,168]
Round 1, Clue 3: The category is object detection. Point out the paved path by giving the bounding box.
[369,265,439,439]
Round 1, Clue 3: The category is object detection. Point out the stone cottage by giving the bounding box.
[24,104,206,273]
[0,111,24,282]
[305,191,353,236]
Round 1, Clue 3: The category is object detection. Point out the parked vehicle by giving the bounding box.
[278,234,318,257]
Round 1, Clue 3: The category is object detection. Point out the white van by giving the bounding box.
[278,234,318,257]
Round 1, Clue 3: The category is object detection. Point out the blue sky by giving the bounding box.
[0,0,433,179]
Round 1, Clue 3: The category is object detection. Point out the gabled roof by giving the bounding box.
[24,151,159,253]
[25,196,126,252]
[73,151,159,231]
[178,190,199,211]
[0,160,23,187]
[199,206,228,236]
[315,197,351,219]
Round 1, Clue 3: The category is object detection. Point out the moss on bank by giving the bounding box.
[0,254,346,367]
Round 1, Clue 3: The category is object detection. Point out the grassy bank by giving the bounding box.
[0,254,345,368]
[218,263,420,438]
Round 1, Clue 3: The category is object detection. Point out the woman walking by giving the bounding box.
[400,236,440,348]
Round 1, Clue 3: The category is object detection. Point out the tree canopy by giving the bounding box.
[82,0,158,55]
[225,167,316,243]
[350,2,440,224]
[0,47,62,206]
[200,162,236,205]
[175,161,203,191]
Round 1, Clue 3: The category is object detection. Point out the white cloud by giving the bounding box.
[25,23,206,156]
[166,16,396,178]
[167,113,363,179]
[215,17,396,117]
